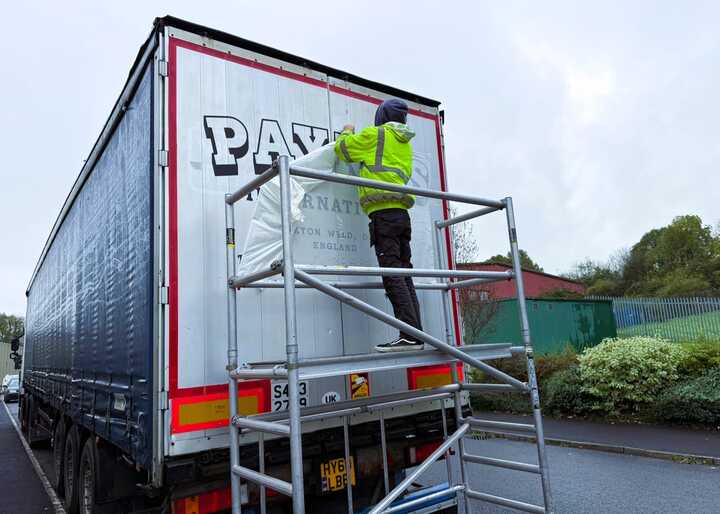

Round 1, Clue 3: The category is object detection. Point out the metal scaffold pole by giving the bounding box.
[505,197,555,514]
[225,194,242,514]
[278,155,306,514]
[433,221,470,514]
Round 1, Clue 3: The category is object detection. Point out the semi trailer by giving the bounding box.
[21,15,469,514]
[21,15,553,514]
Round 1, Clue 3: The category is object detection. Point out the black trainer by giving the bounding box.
[375,338,425,353]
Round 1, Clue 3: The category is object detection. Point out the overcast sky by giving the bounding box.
[1,1,718,316]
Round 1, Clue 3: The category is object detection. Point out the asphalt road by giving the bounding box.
[421,436,720,514]
[2,401,719,513]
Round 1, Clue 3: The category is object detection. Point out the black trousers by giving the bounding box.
[369,208,423,340]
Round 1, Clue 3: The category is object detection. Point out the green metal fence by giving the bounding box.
[465,298,617,354]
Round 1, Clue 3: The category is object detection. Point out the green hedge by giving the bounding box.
[471,346,579,386]
[543,366,591,416]
[470,347,578,414]
[470,336,720,426]
[677,342,720,377]
[653,368,720,424]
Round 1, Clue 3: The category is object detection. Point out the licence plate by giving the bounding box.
[271,380,309,412]
[320,457,356,492]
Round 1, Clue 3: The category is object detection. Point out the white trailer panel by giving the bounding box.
[161,27,459,455]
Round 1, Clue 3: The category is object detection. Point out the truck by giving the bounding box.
[21,15,467,514]
[21,15,553,514]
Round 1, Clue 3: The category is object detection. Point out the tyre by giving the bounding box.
[52,419,67,496]
[63,425,82,514]
[19,396,27,433]
[24,395,43,448]
[78,437,99,514]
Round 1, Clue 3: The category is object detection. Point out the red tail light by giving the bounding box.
[408,441,443,465]
[173,488,231,514]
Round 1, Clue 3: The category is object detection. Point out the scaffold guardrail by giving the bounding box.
[223,155,555,514]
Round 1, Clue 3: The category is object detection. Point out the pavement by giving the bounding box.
[0,401,53,513]
[476,412,720,459]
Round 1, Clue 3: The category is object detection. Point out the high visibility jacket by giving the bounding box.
[335,122,416,215]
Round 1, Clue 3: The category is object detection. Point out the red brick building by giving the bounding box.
[456,262,586,299]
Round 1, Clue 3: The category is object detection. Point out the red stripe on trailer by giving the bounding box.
[168,38,179,397]
[434,121,462,345]
[327,84,437,121]
[167,37,462,427]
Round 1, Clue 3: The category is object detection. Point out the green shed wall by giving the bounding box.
[469,299,617,354]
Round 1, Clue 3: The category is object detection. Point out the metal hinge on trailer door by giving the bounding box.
[159,390,168,411]
[158,150,169,168]
[158,59,168,78]
[159,286,169,305]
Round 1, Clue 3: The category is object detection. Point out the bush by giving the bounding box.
[472,346,578,387]
[677,342,720,378]
[579,336,683,415]
[535,347,579,385]
[542,366,589,416]
[471,354,527,384]
[469,347,579,415]
[654,367,720,424]
[537,289,584,300]
[470,392,532,415]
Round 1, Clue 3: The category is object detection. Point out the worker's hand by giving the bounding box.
[342,124,355,134]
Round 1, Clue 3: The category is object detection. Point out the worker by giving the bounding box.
[335,98,424,352]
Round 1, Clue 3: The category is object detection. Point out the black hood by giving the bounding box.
[374,99,409,126]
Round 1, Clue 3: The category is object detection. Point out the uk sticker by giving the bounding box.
[350,372,370,400]
[321,391,340,404]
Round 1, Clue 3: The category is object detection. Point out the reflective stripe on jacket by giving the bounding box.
[334,122,416,215]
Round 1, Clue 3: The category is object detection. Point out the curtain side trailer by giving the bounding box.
[22,16,465,514]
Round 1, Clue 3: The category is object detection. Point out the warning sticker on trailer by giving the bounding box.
[350,372,370,400]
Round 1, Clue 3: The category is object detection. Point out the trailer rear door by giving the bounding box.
[163,26,460,456]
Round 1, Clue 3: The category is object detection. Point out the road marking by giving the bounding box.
[2,401,66,513]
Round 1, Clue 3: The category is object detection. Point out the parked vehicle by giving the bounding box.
[21,16,465,514]
[2,374,19,402]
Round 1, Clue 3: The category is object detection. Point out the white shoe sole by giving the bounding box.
[374,344,425,353]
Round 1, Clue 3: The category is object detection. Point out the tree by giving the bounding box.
[450,207,480,263]
[624,216,719,296]
[460,290,500,342]
[0,313,24,345]
[587,278,623,297]
[568,215,720,297]
[483,249,544,272]
[566,254,625,296]
[538,288,584,300]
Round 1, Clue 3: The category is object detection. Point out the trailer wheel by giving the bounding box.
[52,420,67,496]
[24,395,43,448]
[63,425,82,514]
[19,396,27,433]
[79,437,100,514]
